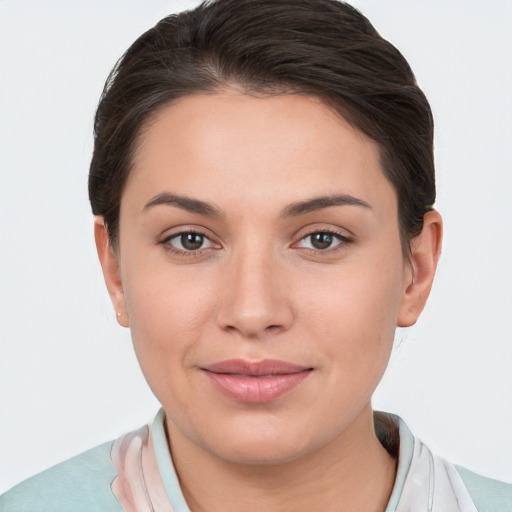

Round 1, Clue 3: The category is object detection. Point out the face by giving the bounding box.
[103,93,424,465]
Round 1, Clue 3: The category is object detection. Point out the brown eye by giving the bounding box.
[163,231,218,254]
[180,233,204,250]
[310,232,334,250]
[296,230,351,252]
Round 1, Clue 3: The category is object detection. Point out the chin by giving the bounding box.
[196,420,320,467]
[215,439,307,466]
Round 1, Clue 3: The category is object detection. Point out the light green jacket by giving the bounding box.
[1,410,511,511]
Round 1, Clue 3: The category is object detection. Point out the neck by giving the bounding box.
[167,404,397,512]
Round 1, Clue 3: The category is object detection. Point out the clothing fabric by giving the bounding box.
[1,409,511,511]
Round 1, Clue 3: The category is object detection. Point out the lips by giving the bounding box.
[201,359,312,403]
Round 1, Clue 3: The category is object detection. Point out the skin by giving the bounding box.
[95,93,442,512]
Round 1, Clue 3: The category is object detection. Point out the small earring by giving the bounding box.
[116,311,128,327]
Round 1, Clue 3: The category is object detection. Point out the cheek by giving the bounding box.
[121,263,216,387]
[297,253,405,367]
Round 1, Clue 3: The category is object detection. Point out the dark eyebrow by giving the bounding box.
[143,192,223,217]
[281,194,372,218]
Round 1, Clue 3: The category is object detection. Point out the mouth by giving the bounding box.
[201,359,313,403]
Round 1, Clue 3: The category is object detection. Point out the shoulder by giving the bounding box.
[0,440,123,512]
[455,465,512,512]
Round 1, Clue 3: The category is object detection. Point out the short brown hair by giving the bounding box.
[89,0,435,253]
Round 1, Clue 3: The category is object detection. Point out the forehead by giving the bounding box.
[126,92,396,214]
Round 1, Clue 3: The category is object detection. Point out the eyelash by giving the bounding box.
[295,229,353,253]
[160,229,218,257]
[160,228,352,257]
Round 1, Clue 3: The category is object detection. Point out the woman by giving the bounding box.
[1,1,511,510]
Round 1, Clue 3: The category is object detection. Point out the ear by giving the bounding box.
[397,210,443,327]
[94,217,129,328]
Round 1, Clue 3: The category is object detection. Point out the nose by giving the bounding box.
[216,246,294,339]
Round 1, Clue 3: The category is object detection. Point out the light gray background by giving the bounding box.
[1,0,511,493]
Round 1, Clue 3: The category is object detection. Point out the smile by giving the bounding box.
[201,359,313,403]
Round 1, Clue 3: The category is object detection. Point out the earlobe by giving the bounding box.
[94,217,129,328]
[397,210,443,327]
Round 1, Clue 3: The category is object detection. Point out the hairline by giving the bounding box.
[108,86,413,257]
